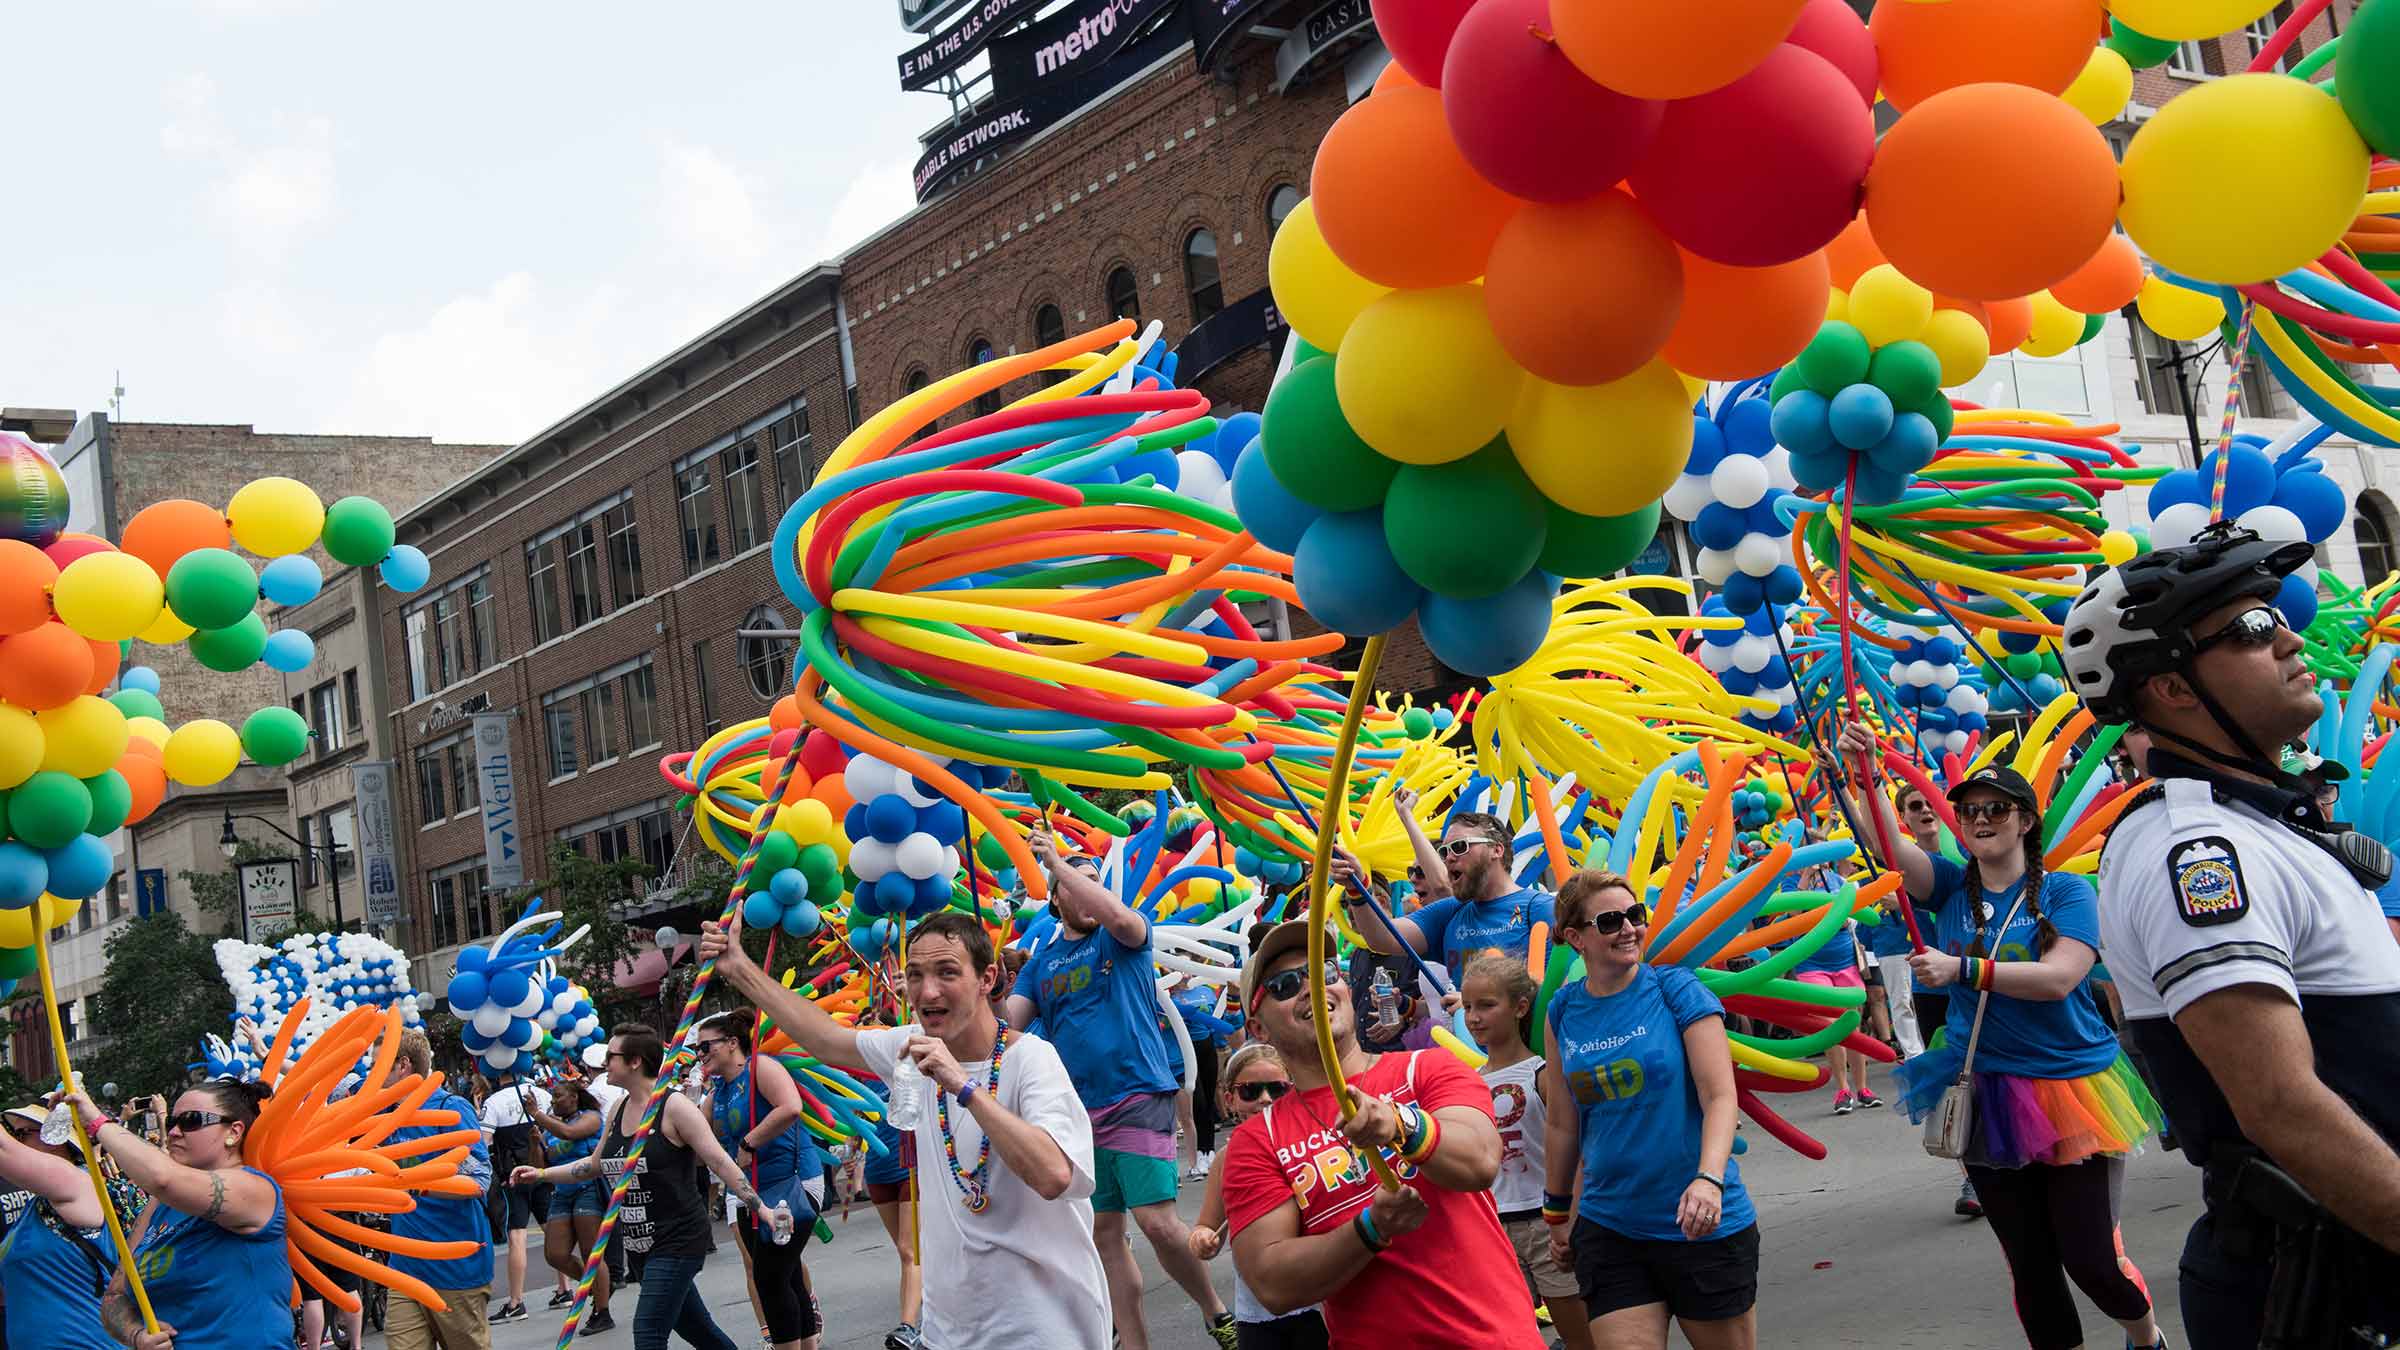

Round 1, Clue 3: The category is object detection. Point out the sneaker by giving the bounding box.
[883,1325,923,1350]
[489,1302,529,1323]
[548,1290,574,1309]
[1187,1150,1215,1181]
[1833,1090,1855,1115]
[1207,1313,1239,1350]
[1857,1089,1885,1110]
[578,1309,616,1337]
[1956,1179,1984,1218]
[2128,1336,2169,1350]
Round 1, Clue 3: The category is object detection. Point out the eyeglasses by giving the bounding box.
[605,1049,635,1063]
[2195,606,2285,654]
[1563,903,1650,936]
[1438,836,1497,860]
[165,1110,231,1134]
[1954,801,2022,824]
[3,1124,34,1143]
[693,1038,733,1056]
[1233,1080,1293,1103]
[1258,960,1345,1004]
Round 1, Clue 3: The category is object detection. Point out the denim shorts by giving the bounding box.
[545,1181,602,1221]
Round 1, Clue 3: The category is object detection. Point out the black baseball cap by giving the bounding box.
[1946,765,2039,814]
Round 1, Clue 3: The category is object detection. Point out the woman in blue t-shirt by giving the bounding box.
[1539,870,1758,1350]
[529,1078,611,1325]
[1842,721,2167,1350]
[70,1077,290,1350]
[0,1102,141,1350]
[698,1012,824,1350]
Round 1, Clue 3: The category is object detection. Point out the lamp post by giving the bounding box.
[220,810,349,930]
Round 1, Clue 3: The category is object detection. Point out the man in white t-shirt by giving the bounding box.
[478,1070,553,1323]
[702,908,1108,1349]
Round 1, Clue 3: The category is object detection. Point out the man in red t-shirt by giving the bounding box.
[1223,920,1546,1349]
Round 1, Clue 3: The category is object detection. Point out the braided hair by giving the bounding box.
[1960,826,2058,958]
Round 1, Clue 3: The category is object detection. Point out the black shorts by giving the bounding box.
[488,1178,551,1236]
[1571,1217,1760,1321]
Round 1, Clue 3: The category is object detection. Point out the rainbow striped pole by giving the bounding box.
[2209,300,2258,521]
[549,727,811,1350]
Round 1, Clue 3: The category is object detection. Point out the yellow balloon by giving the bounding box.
[1824,287,1850,325]
[2135,274,2227,341]
[0,908,32,947]
[125,716,171,750]
[225,476,327,558]
[0,705,42,789]
[50,551,165,643]
[39,893,78,929]
[775,797,835,844]
[1507,360,1694,517]
[1268,198,1392,352]
[1334,285,1526,466]
[1849,265,1934,347]
[2120,75,2369,285]
[162,718,242,786]
[2019,291,2083,358]
[35,696,129,778]
[2063,47,2133,126]
[2100,530,2139,566]
[138,608,195,645]
[1921,308,1991,387]
[2105,0,2277,41]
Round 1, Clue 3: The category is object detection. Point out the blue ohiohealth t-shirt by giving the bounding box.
[1412,886,1557,985]
[1013,920,1179,1111]
[386,1086,495,1293]
[1913,858,2119,1079]
[1548,964,1755,1242]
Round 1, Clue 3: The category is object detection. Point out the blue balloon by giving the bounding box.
[874,871,917,913]
[1828,384,1896,452]
[912,874,951,908]
[42,834,112,900]
[2271,467,2346,543]
[1787,442,1850,493]
[2199,445,2276,518]
[259,555,324,607]
[769,868,808,905]
[2277,571,2319,631]
[1853,463,1911,506]
[744,890,786,928]
[780,902,819,937]
[922,801,967,846]
[1722,395,1776,456]
[380,545,431,593]
[445,969,489,1011]
[1764,564,1804,606]
[1721,666,1760,696]
[1686,415,1729,475]
[1866,412,1939,474]
[499,1018,536,1049]
[1293,510,1423,637]
[1121,447,1180,489]
[459,1024,494,1051]
[1757,657,1791,689]
[1719,570,1764,616]
[456,946,490,973]
[2146,467,2206,515]
[1770,390,1835,458]
[262,629,316,674]
[866,793,916,844]
[1741,605,1779,635]
[1230,439,1324,555]
[121,666,161,696]
[1233,847,1260,877]
[844,804,870,841]
[1924,637,1959,665]
[1692,503,1748,552]
[1212,412,1263,473]
[0,843,45,907]
[489,968,531,1010]
[1418,570,1554,677]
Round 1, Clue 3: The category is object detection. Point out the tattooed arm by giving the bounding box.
[102,1204,170,1348]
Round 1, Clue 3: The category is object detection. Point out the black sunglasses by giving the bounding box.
[4,1124,35,1143]
[1564,903,1650,936]
[1438,836,1496,859]
[1234,1080,1293,1103]
[1955,800,2023,824]
[2195,606,2285,654]
[693,1038,733,1055]
[1259,960,1344,1004]
[166,1110,231,1134]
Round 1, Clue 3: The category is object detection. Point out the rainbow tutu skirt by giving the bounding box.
[1893,1044,2163,1169]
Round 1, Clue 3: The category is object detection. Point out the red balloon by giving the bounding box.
[1442,0,1663,203]
[1783,0,1877,105]
[1626,45,1873,267]
[1377,0,1480,87]
[799,729,847,783]
[42,533,115,570]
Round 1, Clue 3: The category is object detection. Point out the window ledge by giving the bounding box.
[548,771,580,786]
[673,541,775,592]
[586,756,622,773]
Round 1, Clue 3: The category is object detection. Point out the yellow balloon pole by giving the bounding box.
[31,917,161,1335]
[1303,634,1399,1189]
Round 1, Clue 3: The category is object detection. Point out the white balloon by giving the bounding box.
[894,832,945,881]
[1904,660,1936,687]
[1944,729,1970,754]
[848,837,897,882]
[1933,663,1960,690]
[1772,683,1798,707]
[1174,450,1228,501]
[895,773,943,808]
[1731,634,1772,674]
[941,845,961,879]
[509,981,547,1018]
[473,1006,512,1037]
[1710,455,1770,511]
[484,1045,519,1071]
[1732,532,1781,577]
[2236,504,2306,544]
[2148,501,2213,550]
[1760,447,1797,493]
[1662,473,1715,523]
[844,755,897,805]
[1695,547,1736,586]
[1695,641,1735,673]
[1946,684,1980,713]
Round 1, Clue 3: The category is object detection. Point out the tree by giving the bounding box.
[182,839,281,939]
[85,910,233,1100]
[544,842,652,1027]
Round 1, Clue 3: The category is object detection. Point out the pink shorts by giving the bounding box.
[1795,967,1864,990]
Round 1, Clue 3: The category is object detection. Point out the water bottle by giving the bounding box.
[766,1201,796,1246]
[1371,968,1400,1036]
[885,1056,925,1132]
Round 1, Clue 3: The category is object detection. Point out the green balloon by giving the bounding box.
[321,497,399,567]
[164,548,259,631]
[1537,498,1661,580]
[1382,439,1547,599]
[2001,651,2042,680]
[1767,364,1808,405]
[108,689,165,722]
[755,830,801,877]
[1262,357,1399,512]
[799,842,842,892]
[240,706,312,766]
[83,770,131,837]
[2339,0,2400,157]
[2077,312,2105,345]
[191,613,270,673]
[973,832,1009,869]
[1915,392,1956,446]
[9,772,92,849]
[1290,337,1333,367]
[0,945,34,979]
[1795,322,1872,397]
[1401,707,1435,740]
[1866,341,1942,408]
[2104,17,2181,68]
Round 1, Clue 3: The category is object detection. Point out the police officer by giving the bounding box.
[2063,523,2400,1347]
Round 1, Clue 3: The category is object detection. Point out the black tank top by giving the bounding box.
[598,1097,712,1260]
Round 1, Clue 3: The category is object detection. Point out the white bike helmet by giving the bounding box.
[2061,523,2312,725]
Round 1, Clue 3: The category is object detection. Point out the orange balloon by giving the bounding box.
[0,540,58,636]
[1983,296,2036,355]
[119,499,232,578]
[768,695,802,732]
[1373,59,1418,95]
[123,734,163,761]
[1663,248,1832,380]
[1935,296,1992,334]
[2047,233,2146,314]
[118,752,167,825]
[1309,87,1521,289]
[83,637,120,696]
[810,776,855,823]
[1823,214,1886,290]
[1483,192,1684,386]
[1551,0,1808,100]
[1869,0,2106,112]
[0,623,95,711]
[1864,84,2121,301]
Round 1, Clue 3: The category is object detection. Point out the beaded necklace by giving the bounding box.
[935,1029,1008,1214]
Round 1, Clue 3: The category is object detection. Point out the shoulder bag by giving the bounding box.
[1922,888,2028,1161]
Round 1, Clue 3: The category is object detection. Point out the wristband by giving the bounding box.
[956,1080,979,1108]
[1352,1209,1389,1253]
[1980,957,1999,992]
[87,1115,115,1134]
[1958,957,1976,991]
[1541,1191,1573,1226]
[1693,1171,1725,1192]
[1397,1106,1441,1165]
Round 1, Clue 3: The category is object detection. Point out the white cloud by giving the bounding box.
[160,77,335,256]
[658,140,769,268]
[216,286,313,358]
[159,73,226,155]
[813,151,918,263]
[338,273,624,444]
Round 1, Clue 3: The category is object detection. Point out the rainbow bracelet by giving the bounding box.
[1542,1192,1573,1226]
[1397,1105,1441,1165]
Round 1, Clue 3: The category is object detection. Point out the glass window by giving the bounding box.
[545,700,579,780]
[722,436,767,555]
[603,498,643,608]
[1267,185,1302,238]
[2239,357,2283,419]
[2358,501,2398,588]
[769,405,813,506]
[407,568,498,699]
[639,807,676,878]
[449,739,479,816]
[1034,304,1065,348]
[845,384,861,428]
[696,639,722,736]
[1107,266,1140,322]
[2247,4,2295,70]
[298,815,318,889]
[404,606,432,701]
[526,541,565,644]
[430,875,459,948]
[466,573,496,675]
[309,680,342,753]
[1184,229,1224,323]
[564,520,603,628]
[583,681,619,766]
[2167,39,2218,76]
[740,605,792,701]
[463,866,493,941]
[903,368,930,395]
[968,338,1002,418]
[343,670,363,741]
[624,660,658,751]
[415,749,447,825]
[322,806,355,885]
[678,460,720,570]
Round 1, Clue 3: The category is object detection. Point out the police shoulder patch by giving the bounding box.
[2167,835,2249,927]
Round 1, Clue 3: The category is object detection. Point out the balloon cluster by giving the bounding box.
[443,906,598,1076]
[1231,846,1305,890]
[1886,628,1990,757]
[2145,435,2347,629]
[1666,388,1803,616]
[211,929,424,1075]
[1769,317,1954,507]
[843,750,977,927]
[1692,597,1800,737]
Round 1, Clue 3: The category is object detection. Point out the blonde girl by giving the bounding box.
[1463,953,1592,1350]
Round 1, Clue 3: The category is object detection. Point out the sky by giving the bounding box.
[1,2,961,447]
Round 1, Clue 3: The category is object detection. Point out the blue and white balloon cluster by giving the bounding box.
[1886,627,1989,758]
[1667,386,1805,617]
[842,751,978,923]
[1693,596,1798,735]
[212,929,423,1076]
[2144,433,2345,631]
[444,904,598,1076]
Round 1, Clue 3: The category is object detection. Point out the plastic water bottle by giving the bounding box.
[766,1201,796,1246]
[1371,968,1400,1036]
[885,1056,925,1132]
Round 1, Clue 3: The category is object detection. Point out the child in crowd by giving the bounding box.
[1463,954,1593,1350]
[1188,1044,1328,1350]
